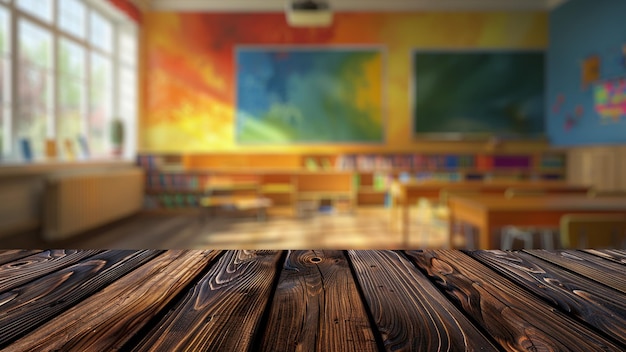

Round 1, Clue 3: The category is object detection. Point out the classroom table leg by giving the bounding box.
[403,199,410,248]
[448,214,456,249]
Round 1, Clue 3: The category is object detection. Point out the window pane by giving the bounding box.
[0,8,10,156]
[19,20,53,69]
[15,72,53,158]
[58,38,86,154]
[16,0,53,23]
[118,29,136,66]
[1,57,10,157]
[59,0,86,39]
[90,53,112,155]
[59,38,85,79]
[58,77,85,147]
[119,66,136,158]
[0,7,8,55]
[90,11,112,53]
[17,20,53,158]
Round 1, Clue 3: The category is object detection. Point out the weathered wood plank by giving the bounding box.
[470,250,626,347]
[132,250,282,352]
[4,250,220,352]
[0,249,101,293]
[0,249,162,348]
[260,250,377,351]
[525,250,626,294]
[0,250,43,266]
[349,250,499,351]
[583,249,626,265]
[406,250,624,351]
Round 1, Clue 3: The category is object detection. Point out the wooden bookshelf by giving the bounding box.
[136,150,567,212]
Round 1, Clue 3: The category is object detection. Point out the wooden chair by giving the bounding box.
[501,188,554,250]
[559,214,626,249]
[437,189,480,249]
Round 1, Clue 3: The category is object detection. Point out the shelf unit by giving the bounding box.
[136,151,567,212]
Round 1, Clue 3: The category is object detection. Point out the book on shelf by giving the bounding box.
[475,155,493,170]
[321,158,333,170]
[19,138,32,162]
[444,155,458,169]
[305,157,319,171]
[77,135,90,159]
[493,155,531,168]
[45,139,57,159]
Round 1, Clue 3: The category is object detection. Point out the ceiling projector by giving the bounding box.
[286,0,333,27]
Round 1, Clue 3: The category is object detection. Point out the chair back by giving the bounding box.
[559,214,626,249]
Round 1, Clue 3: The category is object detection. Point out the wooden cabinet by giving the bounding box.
[567,145,625,192]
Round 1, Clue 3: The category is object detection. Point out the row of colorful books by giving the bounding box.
[143,194,202,209]
[137,154,184,171]
[17,136,90,161]
[335,154,563,171]
[540,154,566,168]
[145,173,209,191]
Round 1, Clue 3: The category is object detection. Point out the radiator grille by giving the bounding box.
[43,168,144,241]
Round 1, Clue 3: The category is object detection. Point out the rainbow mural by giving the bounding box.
[140,12,548,152]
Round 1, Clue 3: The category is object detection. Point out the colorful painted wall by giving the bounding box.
[547,0,626,146]
[139,11,548,153]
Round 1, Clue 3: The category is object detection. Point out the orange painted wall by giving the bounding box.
[139,12,548,153]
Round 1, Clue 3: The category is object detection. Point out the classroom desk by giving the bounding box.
[448,194,626,249]
[0,249,625,351]
[391,180,591,247]
[201,180,271,220]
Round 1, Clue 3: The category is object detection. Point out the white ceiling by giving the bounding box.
[140,0,570,12]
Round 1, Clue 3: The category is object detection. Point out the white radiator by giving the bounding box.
[43,168,144,241]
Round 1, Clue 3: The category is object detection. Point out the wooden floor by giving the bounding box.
[1,208,449,249]
[0,249,624,351]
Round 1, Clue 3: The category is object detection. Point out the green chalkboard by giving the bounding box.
[413,51,546,139]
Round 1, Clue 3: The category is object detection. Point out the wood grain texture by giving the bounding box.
[0,250,43,266]
[4,250,220,352]
[132,250,282,352]
[348,250,499,351]
[0,250,161,348]
[406,250,624,352]
[261,250,377,352]
[470,250,626,347]
[583,249,626,265]
[0,249,101,293]
[526,250,626,294]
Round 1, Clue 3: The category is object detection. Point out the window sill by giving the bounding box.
[0,158,136,177]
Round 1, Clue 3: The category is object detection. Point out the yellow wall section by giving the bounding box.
[139,12,548,153]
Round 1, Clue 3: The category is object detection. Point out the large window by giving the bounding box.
[0,0,137,161]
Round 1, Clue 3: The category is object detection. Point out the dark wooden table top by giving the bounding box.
[0,249,625,351]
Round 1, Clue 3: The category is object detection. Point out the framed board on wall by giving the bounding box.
[235,46,385,145]
[412,50,546,139]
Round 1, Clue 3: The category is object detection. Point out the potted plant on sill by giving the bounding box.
[111,117,125,157]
